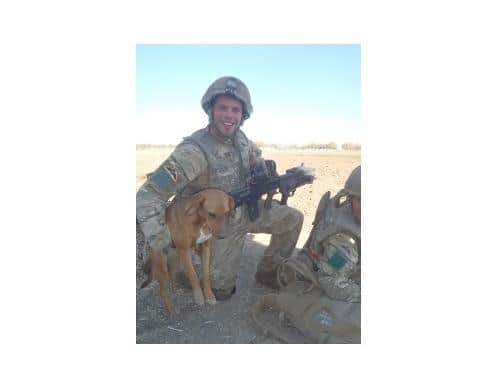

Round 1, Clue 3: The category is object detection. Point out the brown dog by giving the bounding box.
[142,189,234,313]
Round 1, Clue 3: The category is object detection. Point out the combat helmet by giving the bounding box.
[343,166,361,198]
[201,76,253,120]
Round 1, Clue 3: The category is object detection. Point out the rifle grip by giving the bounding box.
[248,201,260,221]
[281,194,289,205]
[264,190,276,209]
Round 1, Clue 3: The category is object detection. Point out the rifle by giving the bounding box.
[231,162,315,222]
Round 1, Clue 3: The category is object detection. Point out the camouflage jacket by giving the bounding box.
[138,126,263,205]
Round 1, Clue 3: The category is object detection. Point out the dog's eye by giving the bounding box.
[208,212,216,218]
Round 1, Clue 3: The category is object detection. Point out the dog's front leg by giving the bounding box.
[199,242,216,305]
[167,250,181,292]
[178,247,204,306]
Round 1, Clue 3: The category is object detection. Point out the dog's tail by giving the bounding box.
[140,256,152,289]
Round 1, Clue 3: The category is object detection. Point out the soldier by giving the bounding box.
[294,165,361,302]
[250,167,361,342]
[136,76,304,300]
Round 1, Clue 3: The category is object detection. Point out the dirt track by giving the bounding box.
[136,147,361,343]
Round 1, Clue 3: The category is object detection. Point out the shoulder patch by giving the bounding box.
[148,165,177,191]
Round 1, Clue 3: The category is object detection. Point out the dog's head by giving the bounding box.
[184,189,235,237]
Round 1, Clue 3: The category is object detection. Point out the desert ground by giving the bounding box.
[136,145,360,343]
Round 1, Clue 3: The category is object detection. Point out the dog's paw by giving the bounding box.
[204,289,217,305]
[205,295,217,305]
[193,290,205,306]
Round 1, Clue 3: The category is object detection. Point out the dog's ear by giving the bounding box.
[227,196,235,212]
[185,194,205,216]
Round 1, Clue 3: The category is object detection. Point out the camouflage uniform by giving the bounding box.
[296,165,361,302]
[136,76,304,299]
[250,166,361,343]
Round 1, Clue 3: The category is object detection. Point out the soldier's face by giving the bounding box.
[212,95,243,139]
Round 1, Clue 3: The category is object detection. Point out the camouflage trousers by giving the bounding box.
[136,186,172,253]
[136,191,304,292]
[209,199,304,292]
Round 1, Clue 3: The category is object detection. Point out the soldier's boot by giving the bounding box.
[212,285,237,301]
[255,212,303,289]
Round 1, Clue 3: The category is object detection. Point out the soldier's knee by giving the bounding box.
[289,207,304,228]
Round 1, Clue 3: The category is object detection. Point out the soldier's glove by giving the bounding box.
[251,159,278,181]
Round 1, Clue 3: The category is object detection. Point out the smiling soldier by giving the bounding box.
[136,76,304,301]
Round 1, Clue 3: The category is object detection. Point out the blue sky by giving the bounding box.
[136,44,361,145]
